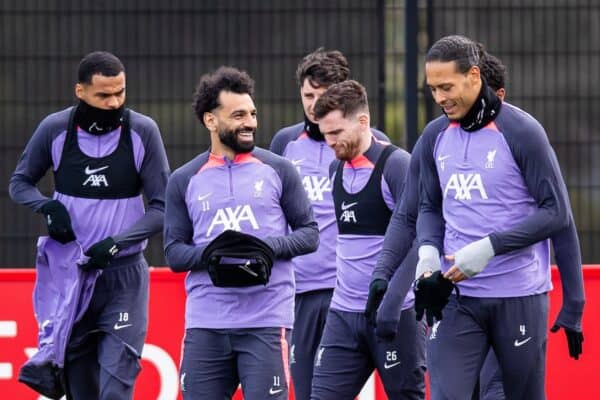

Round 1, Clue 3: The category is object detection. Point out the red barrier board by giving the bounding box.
[1,267,598,399]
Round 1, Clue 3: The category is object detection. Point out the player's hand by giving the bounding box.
[414,271,457,327]
[443,259,468,283]
[550,324,583,360]
[445,237,495,279]
[365,279,388,326]
[40,200,76,244]
[79,237,119,271]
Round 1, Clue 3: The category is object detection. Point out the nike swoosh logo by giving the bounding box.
[88,122,103,132]
[514,337,532,347]
[269,388,283,395]
[85,165,109,175]
[114,323,133,330]
[384,361,402,369]
[197,192,212,201]
[341,201,358,210]
[291,159,305,166]
[437,155,451,162]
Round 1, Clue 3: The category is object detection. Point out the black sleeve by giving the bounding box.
[382,148,410,205]
[163,164,204,272]
[551,215,585,330]
[372,141,422,281]
[490,107,570,254]
[9,113,64,211]
[417,118,448,251]
[113,116,170,248]
[269,123,303,156]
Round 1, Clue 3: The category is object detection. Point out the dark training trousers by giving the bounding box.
[290,289,333,400]
[65,255,149,400]
[479,349,505,400]
[311,308,426,400]
[180,327,291,400]
[428,294,549,400]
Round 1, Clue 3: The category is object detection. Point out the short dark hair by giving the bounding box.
[296,48,350,88]
[426,35,486,74]
[313,80,369,120]
[480,53,506,91]
[78,51,125,84]
[192,66,255,126]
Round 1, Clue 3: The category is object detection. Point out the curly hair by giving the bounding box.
[296,48,350,88]
[480,53,506,91]
[193,66,255,126]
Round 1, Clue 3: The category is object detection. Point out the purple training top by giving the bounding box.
[164,147,319,329]
[270,122,389,294]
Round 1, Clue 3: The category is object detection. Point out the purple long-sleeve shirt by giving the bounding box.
[163,147,318,329]
[9,106,170,255]
[375,111,584,330]
[417,103,582,302]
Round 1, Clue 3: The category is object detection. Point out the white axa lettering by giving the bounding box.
[339,210,357,223]
[443,173,488,200]
[302,175,331,201]
[82,174,109,187]
[206,204,259,236]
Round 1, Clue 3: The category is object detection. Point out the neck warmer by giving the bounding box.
[459,79,502,132]
[304,116,325,141]
[75,101,124,135]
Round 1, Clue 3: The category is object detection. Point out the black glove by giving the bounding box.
[40,200,76,244]
[79,237,119,271]
[365,279,388,326]
[201,230,275,287]
[550,324,583,360]
[414,270,457,327]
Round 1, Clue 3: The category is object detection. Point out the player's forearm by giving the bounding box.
[265,221,319,259]
[112,205,164,249]
[552,217,585,329]
[372,212,416,281]
[164,240,204,272]
[8,174,50,212]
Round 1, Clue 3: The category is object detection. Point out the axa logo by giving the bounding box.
[339,201,358,223]
[206,204,259,236]
[302,175,331,201]
[82,165,109,187]
[443,173,488,200]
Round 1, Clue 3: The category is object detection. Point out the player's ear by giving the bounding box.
[496,88,506,101]
[203,112,216,131]
[357,112,369,128]
[75,83,84,100]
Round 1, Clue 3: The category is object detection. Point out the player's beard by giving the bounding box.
[334,139,360,161]
[333,126,362,161]
[218,126,256,154]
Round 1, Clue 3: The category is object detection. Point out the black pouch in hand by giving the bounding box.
[202,230,275,288]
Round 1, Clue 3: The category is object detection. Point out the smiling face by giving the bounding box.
[425,60,481,120]
[75,72,126,109]
[204,90,257,156]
